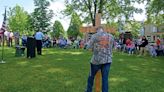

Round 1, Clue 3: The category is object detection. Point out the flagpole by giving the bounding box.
[0,6,6,64]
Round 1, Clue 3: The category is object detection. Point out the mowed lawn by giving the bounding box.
[0,47,164,92]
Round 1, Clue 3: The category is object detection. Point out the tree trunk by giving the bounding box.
[83,0,95,26]
[92,19,95,26]
[93,0,98,26]
[99,0,103,13]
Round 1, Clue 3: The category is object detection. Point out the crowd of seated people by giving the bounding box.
[20,33,164,57]
[114,36,164,57]
[42,37,51,48]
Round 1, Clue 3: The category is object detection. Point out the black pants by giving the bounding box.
[36,40,42,55]
[27,37,36,58]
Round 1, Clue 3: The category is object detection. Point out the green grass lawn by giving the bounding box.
[0,47,164,92]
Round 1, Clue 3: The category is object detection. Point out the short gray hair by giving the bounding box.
[96,26,104,32]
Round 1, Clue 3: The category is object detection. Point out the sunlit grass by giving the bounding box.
[0,47,164,92]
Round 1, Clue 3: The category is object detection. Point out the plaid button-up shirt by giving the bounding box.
[88,31,114,65]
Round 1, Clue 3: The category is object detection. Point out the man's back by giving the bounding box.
[88,31,114,65]
[86,27,114,92]
[35,32,44,40]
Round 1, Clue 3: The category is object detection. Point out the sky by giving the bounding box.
[0,0,146,31]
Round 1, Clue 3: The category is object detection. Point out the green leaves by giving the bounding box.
[8,5,29,34]
[125,21,142,37]
[64,0,144,25]
[52,20,65,39]
[32,0,53,33]
[147,0,164,14]
[67,12,82,39]
[146,0,164,26]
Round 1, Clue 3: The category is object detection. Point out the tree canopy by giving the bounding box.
[32,0,53,33]
[8,5,29,33]
[63,0,143,26]
[67,12,82,39]
[146,0,164,26]
[52,20,65,39]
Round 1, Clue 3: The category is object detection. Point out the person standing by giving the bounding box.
[34,30,44,55]
[85,26,114,92]
[156,37,161,50]
[0,31,3,46]
[22,34,27,46]
[139,36,148,56]
[9,31,14,47]
[14,31,20,46]
[4,30,10,47]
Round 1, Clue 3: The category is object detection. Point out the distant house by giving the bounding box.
[144,24,164,43]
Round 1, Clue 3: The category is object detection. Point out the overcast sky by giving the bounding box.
[0,0,146,30]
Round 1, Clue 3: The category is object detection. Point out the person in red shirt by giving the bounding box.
[156,37,161,49]
[127,40,135,55]
[126,38,131,45]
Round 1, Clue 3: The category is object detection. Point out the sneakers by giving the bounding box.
[132,51,134,55]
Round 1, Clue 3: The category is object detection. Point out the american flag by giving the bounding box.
[0,8,7,35]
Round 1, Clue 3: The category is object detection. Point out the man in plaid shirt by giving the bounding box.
[86,26,114,92]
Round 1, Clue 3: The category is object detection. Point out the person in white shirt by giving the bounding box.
[4,31,10,46]
[9,31,14,47]
[34,31,44,55]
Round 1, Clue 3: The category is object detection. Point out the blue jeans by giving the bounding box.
[127,47,134,54]
[86,63,111,92]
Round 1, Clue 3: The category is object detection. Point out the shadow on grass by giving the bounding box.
[1,48,164,92]
[46,67,68,74]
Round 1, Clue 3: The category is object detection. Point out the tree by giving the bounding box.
[146,0,164,26]
[25,14,35,35]
[124,21,142,37]
[63,0,143,26]
[67,12,82,39]
[52,20,65,39]
[32,0,53,33]
[146,0,164,15]
[8,5,29,33]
